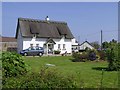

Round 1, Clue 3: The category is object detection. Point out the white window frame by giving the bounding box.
[58,44,61,50]
[63,44,66,50]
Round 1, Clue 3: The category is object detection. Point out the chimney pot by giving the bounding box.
[46,16,49,21]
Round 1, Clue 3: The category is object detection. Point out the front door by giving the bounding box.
[44,43,54,54]
[48,44,54,54]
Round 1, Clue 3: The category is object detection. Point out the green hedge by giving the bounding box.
[3,67,78,88]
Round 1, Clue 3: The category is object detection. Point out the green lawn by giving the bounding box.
[23,56,118,88]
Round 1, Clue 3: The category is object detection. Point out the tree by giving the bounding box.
[106,42,120,71]
[102,41,109,49]
[111,39,117,43]
[102,39,117,49]
[90,41,100,49]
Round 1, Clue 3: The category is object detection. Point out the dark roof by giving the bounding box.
[16,18,74,39]
[80,41,94,47]
[72,44,80,46]
[0,37,17,42]
[44,38,56,45]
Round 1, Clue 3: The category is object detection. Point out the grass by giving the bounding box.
[0,60,2,89]
[23,56,118,88]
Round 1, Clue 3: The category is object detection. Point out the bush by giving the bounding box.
[106,44,120,71]
[1,52,28,78]
[54,50,61,54]
[3,67,78,88]
[72,52,88,62]
[97,50,106,60]
[72,50,97,62]
[79,52,88,61]
[88,50,96,61]
[72,52,80,62]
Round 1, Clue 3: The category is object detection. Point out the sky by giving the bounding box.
[2,2,118,44]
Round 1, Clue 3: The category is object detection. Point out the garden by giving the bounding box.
[1,40,120,88]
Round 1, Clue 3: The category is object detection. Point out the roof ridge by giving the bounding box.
[18,17,67,25]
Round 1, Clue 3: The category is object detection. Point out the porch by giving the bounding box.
[44,38,56,55]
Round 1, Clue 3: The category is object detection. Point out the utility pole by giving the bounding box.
[78,35,80,44]
[78,36,80,50]
[101,30,103,50]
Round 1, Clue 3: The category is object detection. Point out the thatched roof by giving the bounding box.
[16,18,74,39]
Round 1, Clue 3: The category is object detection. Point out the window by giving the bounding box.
[33,34,36,38]
[30,44,34,50]
[58,44,61,49]
[36,44,39,50]
[36,44,39,47]
[63,44,66,49]
[30,44,33,47]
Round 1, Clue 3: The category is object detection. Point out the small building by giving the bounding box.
[71,38,79,52]
[79,41,94,50]
[0,36,17,52]
[15,17,74,54]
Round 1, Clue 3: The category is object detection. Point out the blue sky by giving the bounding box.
[2,2,118,43]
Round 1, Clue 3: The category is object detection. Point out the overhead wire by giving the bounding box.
[78,30,118,42]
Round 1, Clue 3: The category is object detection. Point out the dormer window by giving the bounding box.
[33,34,37,39]
[64,34,67,38]
[57,27,62,35]
[33,34,36,37]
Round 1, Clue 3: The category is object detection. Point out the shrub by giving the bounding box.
[72,52,88,62]
[72,50,97,62]
[97,50,106,60]
[96,54,100,60]
[3,67,78,88]
[54,50,61,54]
[72,52,80,62]
[106,44,120,71]
[79,52,88,61]
[1,51,28,78]
[88,50,96,61]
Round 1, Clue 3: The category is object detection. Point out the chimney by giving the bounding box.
[45,16,49,21]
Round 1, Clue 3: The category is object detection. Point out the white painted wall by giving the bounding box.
[80,42,94,50]
[21,36,72,54]
[53,37,72,54]
[23,37,46,50]
[17,28,23,53]
[71,38,79,51]
[72,38,78,45]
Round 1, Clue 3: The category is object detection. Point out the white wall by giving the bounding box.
[23,37,46,50]
[71,38,79,51]
[72,38,78,45]
[53,37,72,54]
[17,28,23,53]
[22,36,72,54]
